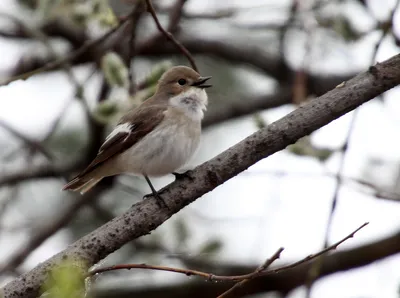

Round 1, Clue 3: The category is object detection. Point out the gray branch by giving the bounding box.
[3,53,400,298]
[93,229,400,297]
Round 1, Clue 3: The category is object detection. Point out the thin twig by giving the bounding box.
[269,222,368,275]
[305,108,360,296]
[126,2,145,94]
[145,0,198,71]
[305,2,400,295]
[0,119,53,160]
[89,223,368,281]
[217,248,284,298]
[371,0,400,63]
[167,0,187,32]
[292,0,318,106]
[0,11,136,86]
[0,187,19,239]
[0,13,84,93]
[152,1,235,20]
[278,0,298,56]
[0,186,106,274]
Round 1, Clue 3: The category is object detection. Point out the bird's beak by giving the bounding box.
[192,76,212,88]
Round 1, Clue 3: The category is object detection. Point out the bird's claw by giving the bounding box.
[143,191,169,210]
[172,171,193,181]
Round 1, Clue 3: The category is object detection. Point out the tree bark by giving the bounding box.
[3,54,400,298]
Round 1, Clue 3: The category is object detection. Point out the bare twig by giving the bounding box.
[167,0,187,32]
[243,169,400,202]
[89,223,367,283]
[0,18,87,47]
[278,0,299,55]
[145,0,197,71]
[3,53,400,298]
[0,186,106,274]
[371,0,400,63]
[0,119,53,160]
[292,1,318,106]
[0,162,83,188]
[125,2,145,94]
[217,248,284,298]
[0,13,84,92]
[305,103,360,296]
[0,187,19,239]
[305,2,400,295]
[91,229,400,297]
[0,10,137,86]
[152,1,235,20]
[268,222,368,276]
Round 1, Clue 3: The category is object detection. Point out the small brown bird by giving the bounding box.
[62,66,211,200]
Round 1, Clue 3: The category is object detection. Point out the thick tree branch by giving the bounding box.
[3,54,400,298]
[93,229,400,298]
[0,90,292,190]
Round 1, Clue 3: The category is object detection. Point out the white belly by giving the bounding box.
[114,120,200,176]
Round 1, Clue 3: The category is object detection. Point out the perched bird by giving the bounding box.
[62,66,211,202]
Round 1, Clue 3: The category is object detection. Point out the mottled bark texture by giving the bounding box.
[3,53,400,298]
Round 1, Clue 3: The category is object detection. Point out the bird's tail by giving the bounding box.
[62,176,103,195]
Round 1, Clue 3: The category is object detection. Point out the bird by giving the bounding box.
[62,65,211,204]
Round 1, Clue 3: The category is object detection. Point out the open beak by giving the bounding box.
[192,76,212,88]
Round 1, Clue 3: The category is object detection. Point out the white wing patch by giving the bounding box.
[105,123,134,141]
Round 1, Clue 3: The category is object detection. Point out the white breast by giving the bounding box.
[169,87,208,121]
[113,114,201,177]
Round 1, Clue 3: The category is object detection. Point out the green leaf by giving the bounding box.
[198,240,222,255]
[252,113,268,129]
[288,136,334,162]
[101,52,129,88]
[92,100,119,125]
[175,219,189,245]
[130,85,157,106]
[138,61,174,89]
[42,259,88,298]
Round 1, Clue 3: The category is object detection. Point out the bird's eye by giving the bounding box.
[178,79,187,85]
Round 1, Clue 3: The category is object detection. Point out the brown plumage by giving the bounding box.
[62,66,211,195]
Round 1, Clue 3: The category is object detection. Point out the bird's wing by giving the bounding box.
[77,104,166,177]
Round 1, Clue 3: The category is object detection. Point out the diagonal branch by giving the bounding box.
[87,222,366,297]
[217,248,283,298]
[144,0,197,71]
[167,0,188,32]
[137,35,353,95]
[0,9,138,86]
[3,53,400,298]
[0,120,53,161]
[0,186,107,274]
[94,229,400,298]
[0,163,80,187]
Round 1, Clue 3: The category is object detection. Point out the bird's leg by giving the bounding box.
[172,170,194,181]
[143,175,169,209]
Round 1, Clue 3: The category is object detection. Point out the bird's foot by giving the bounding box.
[143,175,169,209]
[143,190,169,210]
[172,170,194,181]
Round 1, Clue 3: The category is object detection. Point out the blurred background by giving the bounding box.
[0,0,400,297]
